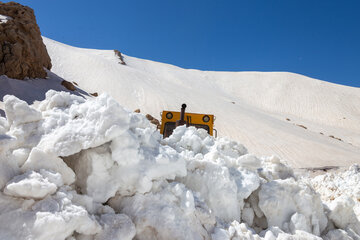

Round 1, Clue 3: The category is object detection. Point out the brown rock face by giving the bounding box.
[114,50,126,65]
[146,113,161,129]
[61,80,76,91]
[0,2,51,79]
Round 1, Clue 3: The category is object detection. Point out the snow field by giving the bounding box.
[0,90,359,240]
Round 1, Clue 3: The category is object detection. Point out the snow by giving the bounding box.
[3,95,42,126]
[327,196,360,235]
[36,90,130,157]
[0,187,101,240]
[110,182,213,240]
[95,213,136,240]
[4,170,61,199]
[22,148,75,185]
[0,14,12,24]
[42,36,360,168]
[0,72,87,112]
[307,165,360,229]
[1,90,359,239]
[0,34,358,239]
[258,178,327,236]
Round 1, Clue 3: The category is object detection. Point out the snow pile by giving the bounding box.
[0,90,359,240]
[308,165,360,234]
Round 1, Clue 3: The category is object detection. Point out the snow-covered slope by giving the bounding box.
[43,37,360,168]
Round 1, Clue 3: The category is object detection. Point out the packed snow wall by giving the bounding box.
[0,90,359,240]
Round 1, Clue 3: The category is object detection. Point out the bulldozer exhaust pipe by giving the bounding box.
[176,103,187,127]
[180,104,186,121]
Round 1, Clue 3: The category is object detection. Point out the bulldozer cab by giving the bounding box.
[160,104,216,138]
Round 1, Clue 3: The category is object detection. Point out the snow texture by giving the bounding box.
[4,169,62,199]
[309,165,360,220]
[0,90,359,240]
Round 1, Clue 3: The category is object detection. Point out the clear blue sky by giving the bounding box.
[9,0,360,87]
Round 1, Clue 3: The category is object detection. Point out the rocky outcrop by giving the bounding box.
[61,80,76,91]
[114,50,126,65]
[146,114,161,129]
[0,2,51,79]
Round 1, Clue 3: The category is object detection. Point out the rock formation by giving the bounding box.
[0,2,51,79]
[146,113,161,129]
[114,50,126,65]
[61,80,76,91]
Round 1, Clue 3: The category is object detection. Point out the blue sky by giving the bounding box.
[9,0,360,87]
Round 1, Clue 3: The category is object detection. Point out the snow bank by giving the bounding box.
[1,90,359,240]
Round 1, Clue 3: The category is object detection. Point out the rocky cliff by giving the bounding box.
[0,2,51,79]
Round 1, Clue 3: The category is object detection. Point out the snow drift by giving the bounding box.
[0,90,359,240]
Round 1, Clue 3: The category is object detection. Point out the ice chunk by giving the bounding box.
[258,155,294,181]
[236,154,262,171]
[182,160,240,222]
[12,148,31,167]
[67,129,186,202]
[289,212,311,234]
[0,116,8,133]
[0,149,20,189]
[328,196,360,235]
[212,221,262,240]
[3,95,42,126]
[0,134,15,151]
[165,126,211,154]
[4,170,61,199]
[258,178,327,235]
[242,206,255,226]
[37,91,130,156]
[165,126,258,222]
[22,148,75,185]
[110,182,213,240]
[95,213,136,240]
[37,90,85,111]
[181,160,260,222]
[165,126,248,160]
[0,187,101,240]
[323,229,359,240]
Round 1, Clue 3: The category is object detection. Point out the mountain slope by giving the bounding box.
[43,37,360,168]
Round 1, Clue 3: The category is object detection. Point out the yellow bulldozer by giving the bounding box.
[160,104,217,138]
